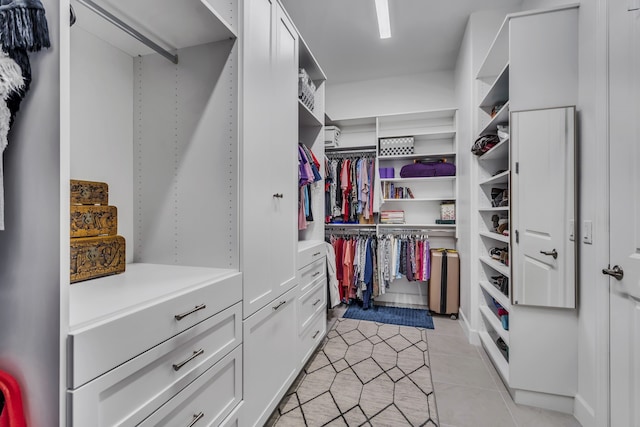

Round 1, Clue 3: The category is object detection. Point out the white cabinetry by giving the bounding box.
[473,5,578,411]
[242,0,298,318]
[66,0,240,424]
[243,286,298,426]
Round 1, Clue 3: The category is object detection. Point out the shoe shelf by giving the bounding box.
[479,280,510,309]
[479,305,509,345]
[479,329,509,381]
[480,256,510,277]
[479,170,509,186]
[478,207,509,213]
[479,231,510,244]
[478,137,509,161]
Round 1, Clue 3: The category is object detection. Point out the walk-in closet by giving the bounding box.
[0,0,633,426]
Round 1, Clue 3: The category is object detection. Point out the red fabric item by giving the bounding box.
[0,370,26,427]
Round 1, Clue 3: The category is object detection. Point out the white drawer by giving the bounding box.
[68,303,242,427]
[297,257,325,293]
[139,345,242,427]
[69,272,242,388]
[297,241,325,269]
[299,311,327,369]
[298,280,326,333]
[219,401,243,427]
[243,286,298,427]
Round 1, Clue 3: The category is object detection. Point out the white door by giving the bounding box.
[608,3,640,426]
[511,107,576,308]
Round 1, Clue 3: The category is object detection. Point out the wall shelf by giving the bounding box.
[478,138,509,161]
[478,207,509,212]
[298,100,323,127]
[381,176,456,183]
[479,102,510,136]
[479,64,510,112]
[378,151,456,161]
[479,330,510,380]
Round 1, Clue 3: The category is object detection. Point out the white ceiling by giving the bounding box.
[280,0,523,84]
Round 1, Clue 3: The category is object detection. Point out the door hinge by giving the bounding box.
[515,162,519,174]
[515,230,519,243]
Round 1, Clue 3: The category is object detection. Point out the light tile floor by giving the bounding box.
[427,315,582,427]
[274,307,583,427]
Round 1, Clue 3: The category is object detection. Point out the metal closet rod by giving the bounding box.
[326,146,377,155]
[76,0,179,64]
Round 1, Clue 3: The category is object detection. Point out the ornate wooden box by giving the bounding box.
[70,206,117,238]
[70,235,126,283]
[70,179,109,206]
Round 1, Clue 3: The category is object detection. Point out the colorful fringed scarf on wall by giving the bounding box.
[0,0,50,230]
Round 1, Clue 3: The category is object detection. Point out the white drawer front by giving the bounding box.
[69,273,241,388]
[219,401,243,427]
[299,311,327,369]
[297,242,325,269]
[139,346,242,427]
[243,286,298,427]
[297,257,325,293]
[69,303,242,427]
[298,280,326,333]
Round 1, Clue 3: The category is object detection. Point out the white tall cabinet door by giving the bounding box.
[511,108,576,308]
[271,5,298,297]
[608,3,640,426]
[242,0,297,318]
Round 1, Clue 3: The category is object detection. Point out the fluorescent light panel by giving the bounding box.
[374,0,391,39]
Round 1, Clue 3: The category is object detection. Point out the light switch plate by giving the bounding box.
[583,220,593,244]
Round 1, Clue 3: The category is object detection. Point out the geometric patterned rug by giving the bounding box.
[267,317,439,426]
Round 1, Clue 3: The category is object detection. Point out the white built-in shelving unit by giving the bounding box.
[471,4,580,412]
[325,108,457,307]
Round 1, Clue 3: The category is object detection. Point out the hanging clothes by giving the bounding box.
[377,233,431,289]
[298,143,322,230]
[325,153,376,225]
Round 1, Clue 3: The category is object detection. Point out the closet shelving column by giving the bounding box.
[297,36,326,244]
[474,19,511,381]
[376,109,458,236]
[66,0,241,425]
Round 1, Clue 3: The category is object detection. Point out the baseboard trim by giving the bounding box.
[574,393,596,427]
[459,308,480,345]
[513,389,575,414]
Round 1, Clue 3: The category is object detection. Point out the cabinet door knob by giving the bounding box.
[273,193,284,198]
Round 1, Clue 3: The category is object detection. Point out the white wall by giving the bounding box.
[71,26,134,263]
[0,0,61,424]
[325,70,455,119]
[518,1,608,426]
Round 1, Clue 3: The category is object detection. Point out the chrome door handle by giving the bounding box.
[273,300,286,311]
[540,249,558,259]
[273,193,283,198]
[602,265,624,280]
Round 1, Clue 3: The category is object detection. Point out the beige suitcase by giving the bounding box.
[429,249,460,318]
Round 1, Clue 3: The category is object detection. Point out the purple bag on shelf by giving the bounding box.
[399,161,456,178]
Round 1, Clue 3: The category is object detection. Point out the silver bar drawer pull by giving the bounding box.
[173,349,204,371]
[312,330,320,339]
[273,300,286,311]
[175,304,206,321]
[312,251,321,257]
[312,271,321,278]
[186,412,205,427]
[312,298,321,306]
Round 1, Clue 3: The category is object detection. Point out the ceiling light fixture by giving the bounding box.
[374,0,391,39]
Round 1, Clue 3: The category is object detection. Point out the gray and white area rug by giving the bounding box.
[267,317,439,426]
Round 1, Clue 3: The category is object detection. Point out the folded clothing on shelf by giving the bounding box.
[400,160,456,178]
